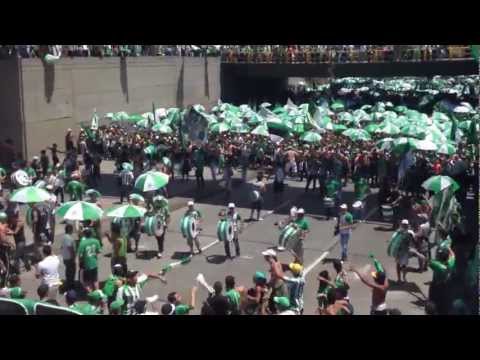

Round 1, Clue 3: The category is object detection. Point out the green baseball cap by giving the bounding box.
[254,271,267,281]
[109,299,124,312]
[273,296,290,310]
[87,290,105,302]
[9,287,24,299]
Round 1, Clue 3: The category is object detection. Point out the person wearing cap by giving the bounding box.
[349,264,389,315]
[109,299,124,315]
[116,270,164,315]
[428,245,455,314]
[66,290,97,315]
[262,249,288,314]
[337,204,354,262]
[104,221,128,275]
[164,286,198,315]
[249,172,266,222]
[87,289,106,314]
[273,296,295,315]
[183,201,203,255]
[118,163,134,204]
[387,219,414,283]
[244,271,269,315]
[279,260,305,315]
[219,203,242,259]
[77,227,102,292]
[292,208,309,264]
[102,263,125,308]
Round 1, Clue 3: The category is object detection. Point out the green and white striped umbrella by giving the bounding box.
[152,123,173,134]
[333,124,348,134]
[122,162,133,171]
[401,124,426,139]
[260,102,272,108]
[129,193,145,203]
[251,125,269,137]
[56,201,104,221]
[337,112,354,123]
[129,114,144,123]
[162,157,172,168]
[342,128,371,142]
[376,122,401,136]
[331,102,345,113]
[210,122,230,134]
[317,116,334,130]
[432,112,450,123]
[266,117,292,132]
[106,204,147,219]
[436,142,456,155]
[136,118,150,128]
[415,139,438,151]
[135,171,169,192]
[10,186,51,204]
[153,195,169,208]
[422,175,459,193]
[300,131,322,144]
[115,111,130,121]
[230,122,250,134]
[364,123,379,134]
[144,145,157,156]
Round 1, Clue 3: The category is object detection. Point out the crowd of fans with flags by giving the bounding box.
[0,74,478,315]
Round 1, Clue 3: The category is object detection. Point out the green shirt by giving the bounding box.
[77,237,102,270]
[114,237,127,258]
[225,289,241,314]
[66,181,85,200]
[294,217,310,231]
[429,255,456,284]
[185,209,202,220]
[102,275,121,298]
[175,304,193,315]
[15,298,38,315]
[326,179,341,198]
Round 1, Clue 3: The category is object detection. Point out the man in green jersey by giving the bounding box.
[162,286,198,315]
[65,179,85,201]
[292,208,309,264]
[77,228,102,292]
[65,289,98,315]
[225,275,241,315]
[102,263,125,308]
[184,201,202,255]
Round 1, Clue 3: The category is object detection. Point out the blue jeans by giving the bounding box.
[340,233,350,259]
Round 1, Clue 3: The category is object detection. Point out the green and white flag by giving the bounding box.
[91,109,99,130]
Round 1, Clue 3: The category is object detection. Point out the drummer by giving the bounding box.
[219,203,242,259]
[184,201,202,255]
[153,195,170,259]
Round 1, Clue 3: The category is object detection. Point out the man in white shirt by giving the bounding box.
[35,245,61,300]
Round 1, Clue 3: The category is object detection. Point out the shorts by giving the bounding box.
[396,252,409,267]
[83,268,98,283]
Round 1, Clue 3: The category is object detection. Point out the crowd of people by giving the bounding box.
[0,75,478,315]
[220,45,474,64]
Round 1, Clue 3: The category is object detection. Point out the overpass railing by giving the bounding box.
[221,46,474,64]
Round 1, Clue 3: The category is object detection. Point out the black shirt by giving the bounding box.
[206,294,231,315]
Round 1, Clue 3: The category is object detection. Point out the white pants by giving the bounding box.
[285,160,297,175]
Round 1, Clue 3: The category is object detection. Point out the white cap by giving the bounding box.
[297,208,305,214]
[228,203,235,208]
[262,249,277,257]
[340,204,348,210]
[187,201,194,206]
[290,207,298,217]
[32,156,39,160]
[401,219,409,225]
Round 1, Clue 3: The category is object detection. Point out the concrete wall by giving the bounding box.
[0,58,25,157]
[17,56,220,158]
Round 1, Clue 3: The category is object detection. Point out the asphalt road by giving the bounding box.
[12,163,433,315]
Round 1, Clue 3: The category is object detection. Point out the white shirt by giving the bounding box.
[37,255,61,287]
[278,310,296,315]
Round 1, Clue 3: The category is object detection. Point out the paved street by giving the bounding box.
[13,161,435,315]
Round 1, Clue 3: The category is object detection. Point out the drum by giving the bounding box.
[152,195,169,210]
[250,190,260,202]
[352,201,363,221]
[143,215,164,237]
[11,170,31,188]
[381,205,393,222]
[323,197,334,208]
[278,224,301,251]
[180,215,198,241]
[217,219,234,242]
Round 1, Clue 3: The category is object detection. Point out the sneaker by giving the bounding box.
[156,253,163,259]
[277,246,286,251]
[258,217,264,221]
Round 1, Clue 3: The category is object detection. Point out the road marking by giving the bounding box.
[201,239,219,252]
[304,251,330,275]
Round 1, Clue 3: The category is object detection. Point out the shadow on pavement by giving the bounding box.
[206,254,228,264]
[171,251,192,260]
[136,250,159,261]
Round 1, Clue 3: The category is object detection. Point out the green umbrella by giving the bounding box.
[129,193,145,203]
[106,204,147,219]
[136,118,150,128]
[162,157,172,168]
[401,124,426,139]
[364,124,380,134]
[266,117,292,132]
[300,131,322,144]
[260,102,272,108]
[247,113,264,126]
[152,123,173,134]
[342,128,371,142]
[337,112,354,123]
[436,142,457,155]
[210,122,230,134]
[10,186,51,204]
[251,125,269,137]
[422,175,460,193]
[432,112,450,123]
[317,115,334,130]
[115,111,130,121]
[360,105,373,112]
[394,106,408,114]
[56,201,103,221]
[135,171,169,192]
[376,122,401,136]
[192,104,206,113]
[333,124,348,134]
[353,109,372,122]
[331,101,345,113]
[415,139,438,151]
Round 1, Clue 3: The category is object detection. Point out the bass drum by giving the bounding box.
[381,205,393,222]
[217,219,234,242]
[180,215,198,241]
[278,224,301,251]
[143,215,164,237]
[323,197,335,208]
[11,170,31,188]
